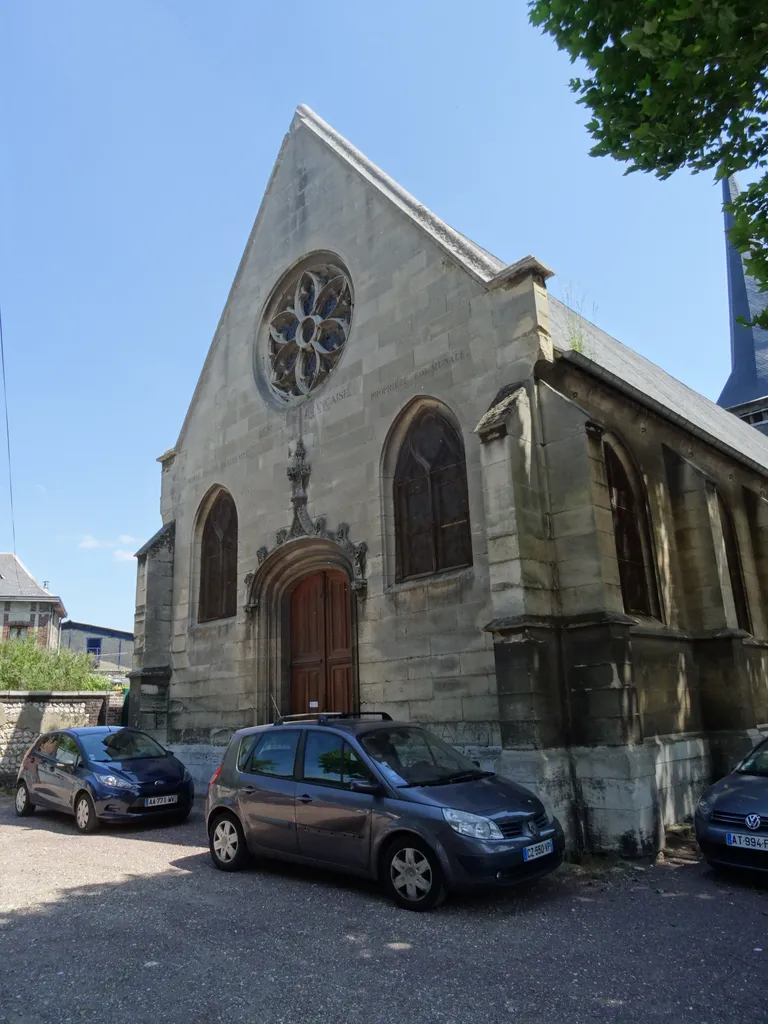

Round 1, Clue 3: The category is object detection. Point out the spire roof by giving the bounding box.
[717,176,768,410]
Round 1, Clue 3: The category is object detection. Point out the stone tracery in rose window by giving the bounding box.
[267,263,352,400]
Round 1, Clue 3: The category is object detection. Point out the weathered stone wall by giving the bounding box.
[0,691,123,783]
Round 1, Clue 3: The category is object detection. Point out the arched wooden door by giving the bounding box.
[289,569,353,714]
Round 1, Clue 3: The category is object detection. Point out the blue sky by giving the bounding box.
[0,1,740,631]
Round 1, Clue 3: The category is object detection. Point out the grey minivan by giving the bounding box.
[206,712,564,910]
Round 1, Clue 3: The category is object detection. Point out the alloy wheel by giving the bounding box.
[15,785,27,814]
[390,847,433,902]
[213,819,239,863]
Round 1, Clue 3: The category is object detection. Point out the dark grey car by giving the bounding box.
[695,734,768,873]
[205,712,565,910]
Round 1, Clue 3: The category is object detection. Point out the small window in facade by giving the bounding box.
[86,638,102,663]
[717,493,751,632]
[394,409,472,582]
[9,625,28,640]
[199,490,238,622]
[603,442,656,617]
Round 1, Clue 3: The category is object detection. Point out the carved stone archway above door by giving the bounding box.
[244,438,367,615]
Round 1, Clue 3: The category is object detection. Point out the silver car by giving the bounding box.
[205,712,564,910]
[695,734,768,874]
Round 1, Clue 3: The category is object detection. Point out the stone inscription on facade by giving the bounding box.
[370,350,469,401]
[258,382,355,439]
[186,451,248,486]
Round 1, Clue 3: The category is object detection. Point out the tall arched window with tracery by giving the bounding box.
[716,492,751,632]
[198,490,238,622]
[394,409,472,582]
[603,441,658,617]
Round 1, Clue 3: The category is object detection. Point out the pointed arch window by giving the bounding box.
[603,442,657,617]
[394,409,472,582]
[199,490,238,622]
[716,492,751,632]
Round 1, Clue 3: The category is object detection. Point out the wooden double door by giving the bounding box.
[289,570,353,715]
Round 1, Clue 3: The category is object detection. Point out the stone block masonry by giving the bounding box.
[0,690,124,783]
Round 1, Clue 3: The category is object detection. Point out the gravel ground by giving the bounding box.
[1,797,767,1024]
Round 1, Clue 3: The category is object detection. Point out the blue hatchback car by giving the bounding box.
[15,726,194,833]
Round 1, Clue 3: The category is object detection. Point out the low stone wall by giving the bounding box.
[0,690,124,784]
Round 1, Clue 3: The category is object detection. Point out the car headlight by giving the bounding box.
[94,773,135,791]
[697,797,713,820]
[183,769,192,782]
[443,807,504,840]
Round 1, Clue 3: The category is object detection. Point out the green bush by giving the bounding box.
[0,636,112,691]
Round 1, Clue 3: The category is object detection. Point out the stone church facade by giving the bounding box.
[130,106,768,855]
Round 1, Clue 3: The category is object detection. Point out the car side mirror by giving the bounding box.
[55,761,73,772]
[350,779,382,796]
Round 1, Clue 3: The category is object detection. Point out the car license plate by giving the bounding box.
[726,832,768,850]
[144,794,178,808]
[523,838,554,862]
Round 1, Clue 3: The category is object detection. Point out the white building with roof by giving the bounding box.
[0,554,67,649]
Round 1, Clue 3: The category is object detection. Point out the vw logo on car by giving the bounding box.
[695,734,768,873]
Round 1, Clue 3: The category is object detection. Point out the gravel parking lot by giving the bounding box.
[1,797,767,1024]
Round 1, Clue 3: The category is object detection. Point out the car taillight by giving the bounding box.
[208,765,222,788]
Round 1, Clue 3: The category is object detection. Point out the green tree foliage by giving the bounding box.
[529,0,768,326]
[0,636,112,691]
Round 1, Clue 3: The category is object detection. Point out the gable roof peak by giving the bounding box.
[291,105,512,284]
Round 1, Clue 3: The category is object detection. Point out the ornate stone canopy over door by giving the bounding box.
[289,569,353,714]
[243,437,366,723]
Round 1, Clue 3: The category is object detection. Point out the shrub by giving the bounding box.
[0,636,112,691]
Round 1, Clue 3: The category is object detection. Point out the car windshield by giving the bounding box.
[737,739,768,777]
[360,726,490,787]
[78,730,167,763]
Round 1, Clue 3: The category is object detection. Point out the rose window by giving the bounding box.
[267,262,352,400]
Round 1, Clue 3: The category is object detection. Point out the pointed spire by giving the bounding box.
[718,175,768,411]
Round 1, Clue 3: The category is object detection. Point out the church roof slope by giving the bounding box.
[549,296,768,477]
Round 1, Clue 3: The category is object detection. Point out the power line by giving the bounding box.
[0,302,17,556]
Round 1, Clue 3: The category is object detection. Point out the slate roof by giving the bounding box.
[60,621,134,641]
[0,553,67,615]
[548,297,768,477]
[718,176,768,409]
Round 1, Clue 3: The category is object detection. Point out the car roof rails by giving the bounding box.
[272,711,393,727]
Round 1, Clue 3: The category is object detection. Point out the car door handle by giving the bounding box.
[297,794,313,804]
[241,787,256,795]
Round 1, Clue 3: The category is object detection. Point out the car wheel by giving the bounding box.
[382,837,446,911]
[74,792,100,834]
[15,781,35,817]
[209,814,249,872]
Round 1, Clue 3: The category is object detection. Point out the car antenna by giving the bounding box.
[270,693,282,724]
